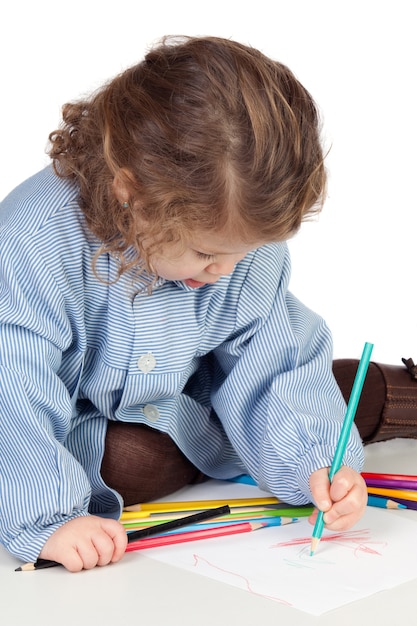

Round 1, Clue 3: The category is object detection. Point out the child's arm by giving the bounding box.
[38,516,127,572]
[308,466,368,531]
[208,243,365,505]
[1,206,124,562]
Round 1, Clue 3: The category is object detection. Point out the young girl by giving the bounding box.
[0,35,377,571]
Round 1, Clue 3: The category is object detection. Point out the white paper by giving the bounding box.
[135,480,417,615]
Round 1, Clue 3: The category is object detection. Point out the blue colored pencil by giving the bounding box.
[310,342,374,556]
[227,475,258,486]
[367,494,406,509]
[129,516,299,536]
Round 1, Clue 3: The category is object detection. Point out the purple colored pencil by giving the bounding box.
[364,477,417,491]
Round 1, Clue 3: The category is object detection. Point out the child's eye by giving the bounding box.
[195,251,215,261]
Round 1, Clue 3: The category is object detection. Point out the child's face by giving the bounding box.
[149,231,260,289]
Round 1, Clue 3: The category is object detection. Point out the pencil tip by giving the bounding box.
[310,536,319,556]
[15,562,36,572]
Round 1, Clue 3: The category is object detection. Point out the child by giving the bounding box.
[0,35,369,572]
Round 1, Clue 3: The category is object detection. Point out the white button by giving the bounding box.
[143,404,160,422]
[137,353,156,373]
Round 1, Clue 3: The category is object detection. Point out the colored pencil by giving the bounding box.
[367,486,417,502]
[14,558,63,572]
[15,505,230,572]
[121,504,301,524]
[122,496,279,516]
[310,341,374,556]
[377,497,417,511]
[364,477,417,491]
[362,472,417,482]
[367,495,406,509]
[125,505,230,542]
[125,519,285,552]
[223,505,314,517]
[128,516,298,537]
[227,475,258,486]
[121,505,314,528]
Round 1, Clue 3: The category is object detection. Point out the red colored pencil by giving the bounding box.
[126,521,266,552]
[362,472,417,482]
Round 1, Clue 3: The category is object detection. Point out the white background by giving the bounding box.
[1,0,415,364]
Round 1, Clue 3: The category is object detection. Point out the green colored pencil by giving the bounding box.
[122,505,314,529]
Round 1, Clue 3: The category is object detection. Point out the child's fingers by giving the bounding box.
[76,540,104,570]
[323,495,365,530]
[92,534,121,567]
[309,466,367,531]
[39,516,128,571]
[100,518,128,563]
[62,522,126,570]
[329,466,366,502]
[324,482,368,529]
[323,511,360,531]
[309,467,332,512]
[59,550,85,573]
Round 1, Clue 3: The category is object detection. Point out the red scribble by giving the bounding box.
[272,528,386,557]
[191,553,292,606]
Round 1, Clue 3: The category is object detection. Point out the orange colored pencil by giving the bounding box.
[367,486,417,502]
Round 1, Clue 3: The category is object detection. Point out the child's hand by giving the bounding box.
[308,466,367,531]
[39,515,128,572]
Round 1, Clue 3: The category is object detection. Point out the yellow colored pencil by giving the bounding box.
[122,506,313,529]
[120,504,306,524]
[121,496,279,518]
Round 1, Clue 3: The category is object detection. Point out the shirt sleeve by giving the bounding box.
[210,243,365,505]
[0,232,91,561]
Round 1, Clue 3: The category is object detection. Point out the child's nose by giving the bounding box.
[206,256,239,276]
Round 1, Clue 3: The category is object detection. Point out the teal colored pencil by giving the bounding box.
[310,342,374,556]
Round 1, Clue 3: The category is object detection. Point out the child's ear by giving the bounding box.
[112,168,137,205]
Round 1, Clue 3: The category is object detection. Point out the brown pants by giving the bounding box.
[100,422,205,506]
[101,360,417,506]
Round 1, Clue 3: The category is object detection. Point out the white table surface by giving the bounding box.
[2,438,417,626]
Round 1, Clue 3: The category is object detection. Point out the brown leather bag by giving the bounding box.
[333,358,417,444]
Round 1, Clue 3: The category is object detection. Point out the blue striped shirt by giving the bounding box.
[0,166,364,560]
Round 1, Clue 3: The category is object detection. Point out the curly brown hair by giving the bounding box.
[48,35,326,275]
